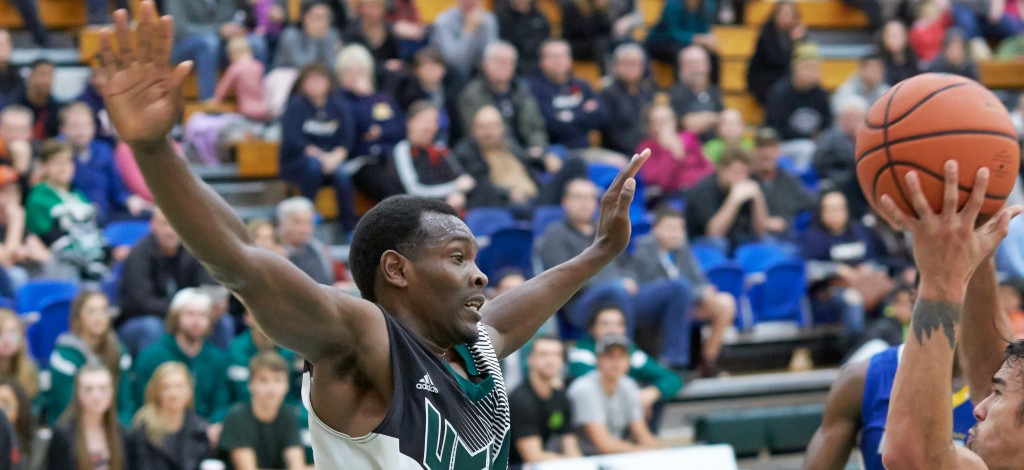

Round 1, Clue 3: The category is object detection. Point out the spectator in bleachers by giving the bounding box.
[276,197,337,285]
[750,127,815,238]
[167,0,268,101]
[458,42,553,165]
[566,306,683,427]
[0,166,48,284]
[208,38,272,123]
[218,352,305,470]
[567,333,665,455]
[669,45,723,142]
[644,0,717,65]
[133,288,230,424]
[247,219,287,257]
[536,178,694,368]
[60,102,147,225]
[636,101,713,201]
[999,279,1024,338]
[0,30,23,102]
[117,208,214,356]
[702,108,752,163]
[392,47,457,144]
[0,106,34,179]
[453,105,587,211]
[131,361,214,470]
[430,0,499,82]
[765,42,831,169]
[0,379,32,467]
[600,44,656,156]
[5,1,48,47]
[530,40,623,165]
[86,0,130,25]
[334,44,406,159]
[11,60,60,140]
[799,190,878,341]
[227,311,302,408]
[273,1,342,71]
[0,309,38,401]
[633,207,737,376]
[113,140,187,206]
[847,284,915,358]
[390,101,475,211]
[387,0,428,58]
[814,95,871,220]
[47,365,130,470]
[831,53,891,113]
[344,0,403,76]
[279,63,359,236]
[76,69,116,145]
[881,19,923,84]
[509,335,582,466]
[46,291,133,426]
[911,1,955,64]
[950,0,1017,46]
[562,0,619,64]
[684,146,770,251]
[496,0,552,76]
[26,140,106,280]
[747,0,806,104]
[926,27,980,79]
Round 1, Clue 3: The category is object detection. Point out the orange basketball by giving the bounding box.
[855,73,1020,220]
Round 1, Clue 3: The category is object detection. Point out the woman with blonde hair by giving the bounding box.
[47,291,133,425]
[131,362,212,470]
[0,308,38,400]
[47,364,131,470]
[334,44,405,166]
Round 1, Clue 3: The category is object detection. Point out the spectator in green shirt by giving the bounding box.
[45,291,134,425]
[219,352,306,470]
[227,312,303,412]
[133,288,230,423]
[566,305,683,431]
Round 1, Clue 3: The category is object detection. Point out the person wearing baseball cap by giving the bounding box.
[751,126,815,238]
[566,333,665,455]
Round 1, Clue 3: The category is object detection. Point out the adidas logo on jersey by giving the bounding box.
[416,374,439,393]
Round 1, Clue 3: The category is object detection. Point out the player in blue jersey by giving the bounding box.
[875,160,1024,470]
[95,3,650,468]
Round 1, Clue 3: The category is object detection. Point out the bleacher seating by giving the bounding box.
[0,0,87,29]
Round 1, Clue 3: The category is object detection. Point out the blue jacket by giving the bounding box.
[71,139,133,224]
[336,90,406,158]
[528,75,607,150]
[279,94,355,169]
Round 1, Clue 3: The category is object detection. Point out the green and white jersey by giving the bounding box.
[301,308,511,469]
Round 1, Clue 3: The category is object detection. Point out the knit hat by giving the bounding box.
[791,41,822,66]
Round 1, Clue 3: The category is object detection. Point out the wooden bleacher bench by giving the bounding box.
[723,93,765,125]
[235,139,280,179]
[745,0,869,28]
[0,0,86,29]
[182,101,237,124]
[979,61,1024,90]
[652,60,675,88]
[720,57,858,94]
[572,60,604,90]
[714,25,758,60]
[639,0,664,26]
[537,0,562,37]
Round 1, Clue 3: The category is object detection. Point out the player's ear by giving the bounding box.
[380,250,409,289]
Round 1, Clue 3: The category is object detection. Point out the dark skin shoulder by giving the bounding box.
[802,358,868,470]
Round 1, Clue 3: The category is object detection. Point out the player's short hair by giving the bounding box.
[248,351,289,379]
[1003,339,1024,427]
[350,196,459,302]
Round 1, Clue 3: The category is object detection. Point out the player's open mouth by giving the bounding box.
[464,299,483,310]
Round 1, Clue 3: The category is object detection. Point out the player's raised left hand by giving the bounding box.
[593,149,650,258]
[97,1,191,147]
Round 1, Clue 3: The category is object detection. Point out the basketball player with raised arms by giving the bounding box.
[873,160,1024,470]
[95,2,649,468]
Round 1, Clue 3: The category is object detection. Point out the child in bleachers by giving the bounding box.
[26,141,106,280]
[702,108,752,163]
[60,102,148,225]
[218,352,306,469]
[47,364,130,470]
[0,379,33,466]
[209,37,272,123]
[45,291,134,426]
[0,309,38,401]
[131,361,214,470]
[227,312,303,411]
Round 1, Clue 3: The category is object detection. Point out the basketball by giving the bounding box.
[855,73,1020,219]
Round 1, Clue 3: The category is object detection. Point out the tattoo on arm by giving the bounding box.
[912,299,961,349]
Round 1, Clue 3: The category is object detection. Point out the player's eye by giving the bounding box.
[452,254,464,264]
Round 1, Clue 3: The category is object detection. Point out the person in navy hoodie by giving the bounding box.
[60,102,149,225]
[75,68,116,145]
[278,63,359,235]
[528,39,625,166]
[333,44,405,160]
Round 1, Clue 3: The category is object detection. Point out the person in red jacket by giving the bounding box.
[636,100,713,203]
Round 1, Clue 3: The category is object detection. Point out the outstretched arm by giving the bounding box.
[961,256,1011,403]
[98,3,383,364]
[481,150,649,358]
[878,161,1019,470]
[802,359,867,470]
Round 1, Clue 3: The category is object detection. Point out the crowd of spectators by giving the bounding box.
[2,0,1024,466]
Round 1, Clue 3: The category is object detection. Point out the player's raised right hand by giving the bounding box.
[593,149,650,259]
[97,1,192,147]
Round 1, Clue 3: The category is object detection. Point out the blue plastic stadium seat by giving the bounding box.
[691,243,728,271]
[705,262,746,328]
[748,259,807,325]
[476,228,534,280]
[103,220,151,248]
[464,207,516,238]
[27,292,76,367]
[735,241,794,274]
[17,280,79,315]
[532,205,564,236]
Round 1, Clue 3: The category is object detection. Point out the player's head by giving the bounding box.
[968,340,1024,469]
[526,335,564,383]
[248,351,290,409]
[350,196,487,344]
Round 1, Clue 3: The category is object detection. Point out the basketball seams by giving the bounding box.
[866,158,1009,201]
[855,129,1020,164]
[880,83,915,213]
[861,81,971,130]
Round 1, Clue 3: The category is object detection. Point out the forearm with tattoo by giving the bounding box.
[912,299,961,350]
